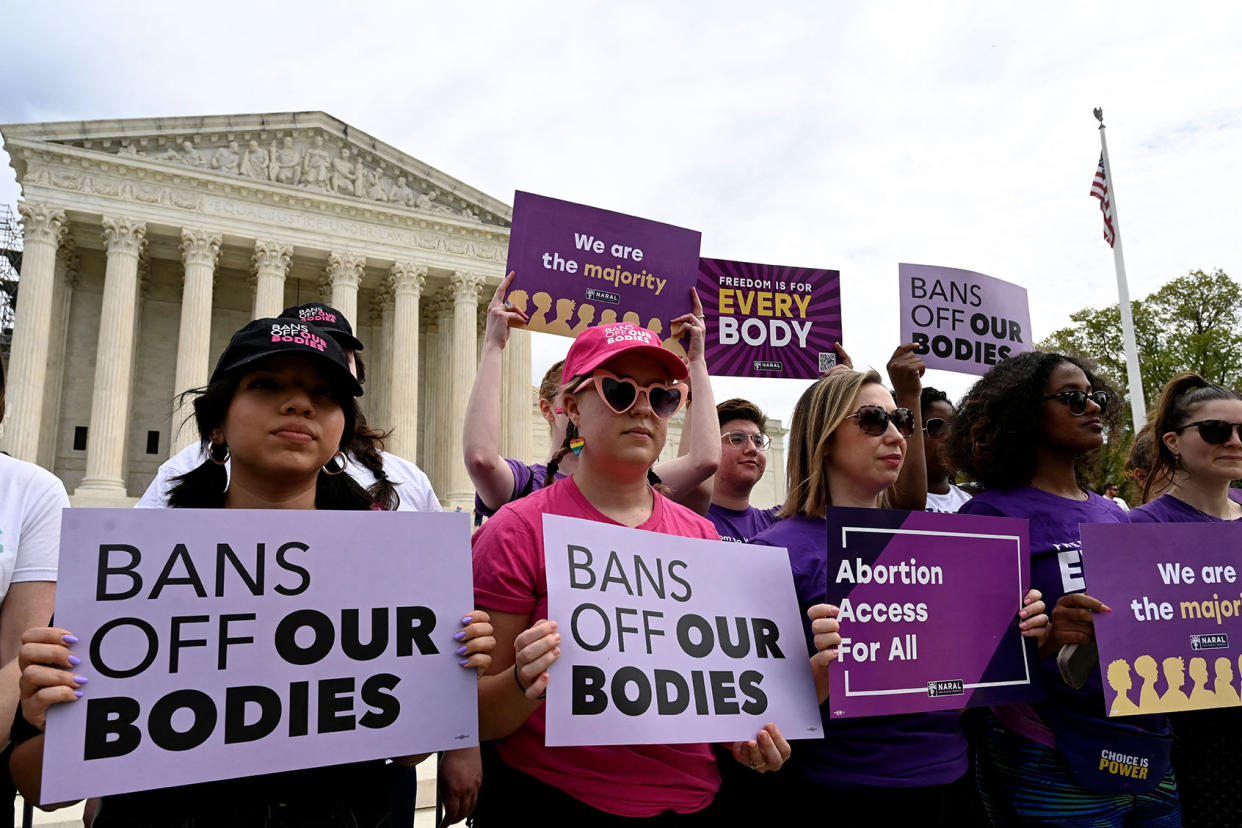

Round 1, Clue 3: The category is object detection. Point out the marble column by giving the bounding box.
[368,287,393,429]
[325,252,365,325]
[502,327,534,462]
[447,272,485,508]
[387,262,426,460]
[1,202,66,461]
[431,293,456,506]
[251,240,292,319]
[171,229,222,451]
[38,239,79,471]
[418,307,441,476]
[75,216,146,499]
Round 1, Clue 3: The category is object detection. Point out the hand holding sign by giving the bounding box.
[487,272,529,350]
[18,627,86,732]
[513,619,560,699]
[1051,593,1112,648]
[808,603,842,704]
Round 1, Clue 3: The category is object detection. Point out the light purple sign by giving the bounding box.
[505,191,701,342]
[42,509,478,802]
[825,508,1038,718]
[1083,523,1242,717]
[899,263,1032,376]
[542,514,821,746]
[696,258,843,379]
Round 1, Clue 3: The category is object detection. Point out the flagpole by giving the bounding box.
[1094,107,1147,430]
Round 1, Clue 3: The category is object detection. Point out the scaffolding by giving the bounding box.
[1,204,20,359]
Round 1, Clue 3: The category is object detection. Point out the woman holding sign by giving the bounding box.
[11,319,494,825]
[948,351,1180,827]
[471,320,789,823]
[751,361,1048,822]
[1130,372,1242,828]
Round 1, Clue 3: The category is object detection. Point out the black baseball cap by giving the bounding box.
[210,318,364,397]
[278,303,364,351]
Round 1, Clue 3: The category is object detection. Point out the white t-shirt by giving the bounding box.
[0,453,68,600]
[135,443,442,512]
[1110,495,1131,512]
[925,483,973,514]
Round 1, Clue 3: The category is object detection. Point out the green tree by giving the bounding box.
[1039,269,1242,500]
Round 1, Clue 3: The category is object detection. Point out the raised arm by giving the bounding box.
[885,343,927,511]
[464,273,529,513]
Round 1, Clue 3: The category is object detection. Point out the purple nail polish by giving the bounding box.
[63,634,79,645]
[455,645,468,656]
[453,630,466,641]
[74,690,84,699]
[458,658,471,666]
[68,655,81,667]
[73,675,88,685]
[462,616,475,625]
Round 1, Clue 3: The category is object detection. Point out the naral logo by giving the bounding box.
[753,360,783,372]
[927,680,965,697]
[1190,633,1229,650]
[584,288,620,304]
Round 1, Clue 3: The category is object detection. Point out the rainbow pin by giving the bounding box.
[569,436,586,455]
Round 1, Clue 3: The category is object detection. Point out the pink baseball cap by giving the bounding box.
[561,322,688,382]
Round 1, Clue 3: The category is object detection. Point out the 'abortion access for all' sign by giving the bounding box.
[542,515,821,746]
[506,191,700,343]
[899,263,1032,375]
[43,510,477,802]
[697,257,843,378]
[825,508,1038,717]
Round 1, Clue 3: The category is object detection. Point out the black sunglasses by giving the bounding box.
[847,405,916,438]
[923,417,949,438]
[1175,420,1242,445]
[1042,389,1110,416]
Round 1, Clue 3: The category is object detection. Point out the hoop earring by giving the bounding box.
[209,442,230,465]
[322,451,347,476]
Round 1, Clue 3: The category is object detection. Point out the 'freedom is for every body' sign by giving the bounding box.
[506,191,700,346]
[542,515,821,746]
[43,509,477,802]
[825,508,1038,717]
[697,257,843,378]
[1083,522,1242,717]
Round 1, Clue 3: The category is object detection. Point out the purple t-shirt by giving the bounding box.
[1131,493,1242,524]
[752,515,968,789]
[474,458,565,518]
[960,488,1169,741]
[706,503,778,543]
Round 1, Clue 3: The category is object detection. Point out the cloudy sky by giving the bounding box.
[3,1,1240,425]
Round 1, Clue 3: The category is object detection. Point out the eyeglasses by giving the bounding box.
[573,370,686,420]
[721,431,771,450]
[846,405,916,438]
[1042,389,1111,416]
[1175,420,1242,445]
[923,417,949,438]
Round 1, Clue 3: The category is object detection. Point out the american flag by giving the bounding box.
[1090,154,1115,247]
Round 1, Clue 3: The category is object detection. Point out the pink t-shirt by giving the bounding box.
[472,476,722,817]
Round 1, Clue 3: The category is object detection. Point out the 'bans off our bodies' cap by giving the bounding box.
[561,322,688,383]
[210,318,364,398]
[278,302,364,351]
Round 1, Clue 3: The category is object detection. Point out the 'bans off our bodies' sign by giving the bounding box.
[1083,523,1242,717]
[43,509,477,802]
[542,515,822,745]
[697,257,843,379]
[826,508,1038,718]
[899,263,1032,376]
[505,191,700,344]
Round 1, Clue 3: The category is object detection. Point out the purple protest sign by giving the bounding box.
[899,263,1033,376]
[42,509,477,803]
[696,258,843,378]
[542,514,822,746]
[505,191,701,342]
[1083,523,1242,717]
[825,507,1037,718]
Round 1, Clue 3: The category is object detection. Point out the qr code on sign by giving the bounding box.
[818,352,837,373]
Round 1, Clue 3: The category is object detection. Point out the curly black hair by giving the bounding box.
[946,351,1118,491]
[920,386,951,414]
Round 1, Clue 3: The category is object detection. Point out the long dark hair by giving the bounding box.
[1144,372,1242,502]
[169,362,393,510]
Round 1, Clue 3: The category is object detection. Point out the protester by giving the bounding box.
[1102,482,1131,511]
[470,321,788,823]
[137,302,440,512]
[1126,424,1165,504]
[705,398,778,541]
[0,357,65,825]
[1129,373,1242,827]
[10,319,493,824]
[465,274,719,518]
[947,351,1179,826]
[920,386,972,513]
[750,363,1047,822]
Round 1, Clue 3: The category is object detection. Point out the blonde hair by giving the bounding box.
[778,369,884,519]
